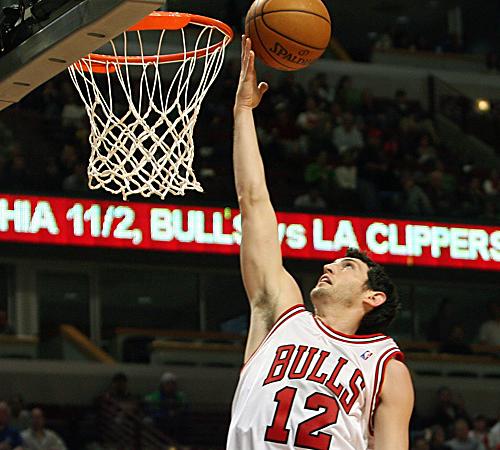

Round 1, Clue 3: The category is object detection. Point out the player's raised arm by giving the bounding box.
[234,37,302,359]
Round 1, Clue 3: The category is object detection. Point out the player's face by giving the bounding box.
[310,257,370,307]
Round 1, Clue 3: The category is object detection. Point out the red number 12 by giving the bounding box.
[264,386,340,450]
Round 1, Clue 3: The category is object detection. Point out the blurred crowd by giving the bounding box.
[96,371,189,449]
[411,387,500,450]
[0,397,66,450]
[0,371,189,450]
[2,374,499,450]
[0,64,499,222]
[373,29,466,55]
[424,300,500,354]
[199,66,499,220]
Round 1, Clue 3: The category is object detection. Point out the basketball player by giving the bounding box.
[226,36,414,450]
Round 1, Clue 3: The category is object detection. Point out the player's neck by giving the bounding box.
[314,304,362,336]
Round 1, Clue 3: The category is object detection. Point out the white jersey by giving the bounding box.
[227,305,403,450]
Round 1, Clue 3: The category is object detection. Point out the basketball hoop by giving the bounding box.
[68,12,233,199]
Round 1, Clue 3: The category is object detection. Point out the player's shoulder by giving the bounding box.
[385,357,410,376]
[380,358,413,401]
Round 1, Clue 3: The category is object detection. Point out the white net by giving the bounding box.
[68,17,230,200]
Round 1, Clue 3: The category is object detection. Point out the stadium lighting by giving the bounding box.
[476,98,491,113]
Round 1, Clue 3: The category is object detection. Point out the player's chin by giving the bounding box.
[310,285,331,299]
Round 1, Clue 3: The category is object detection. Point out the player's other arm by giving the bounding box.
[373,359,414,450]
[234,37,303,361]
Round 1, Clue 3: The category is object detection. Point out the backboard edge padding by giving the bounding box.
[0,0,163,110]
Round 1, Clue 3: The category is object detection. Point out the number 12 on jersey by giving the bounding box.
[265,387,340,450]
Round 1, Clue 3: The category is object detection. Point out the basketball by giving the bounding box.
[245,0,332,71]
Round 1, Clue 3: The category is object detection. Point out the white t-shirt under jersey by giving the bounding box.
[227,305,403,450]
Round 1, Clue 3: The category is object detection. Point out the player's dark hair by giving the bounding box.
[345,248,400,335]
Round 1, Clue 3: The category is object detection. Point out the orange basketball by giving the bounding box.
[245,0,332,71]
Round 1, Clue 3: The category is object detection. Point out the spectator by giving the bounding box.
[98,371,139,440]
[40,81,63,121]
[264,106,301,158]
[413,436,431,450]
[334,76,360,112]
[332,113,364,155]
[477,302,500,346]
[427,298,455,343]
[482,169,498,197]
[294,187,327,210]
[417,134,438,166]
[308,72,334,104]
[489,412,500,450]
[440,324,473,355]
[334,150,358,191]
[8,396,30,431]
[59,144,79,176]
[97,373,138,448]
[62,162,88,192]
[356,128,385,211]
[296,96,330,155]
[329,102,344,128]
[0,155,8,190]
[0,311,15,335]
[333,150,360,211]
[469,415,490,450]
[296,96,325,134]
[446,419,486,450]
[21,408,66,450]
[460,177,486,216]
[432,387,470,431]
[358,89,379,125]
[430,425,452,450]
[274,73,306,116]
[41,157,63,193]
[101,373,136,409]
[61,95,86,129]
[6,154,29,191]
[143,372,189,441]
[401,174,434,216]
[374,28,394,51]
[394,89,412,117]
[426,166,454,216]
[304,151,336,192]
[0,401,23,450]
[0,120,13,149]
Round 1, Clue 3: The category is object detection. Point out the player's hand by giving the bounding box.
[235,35,269,112]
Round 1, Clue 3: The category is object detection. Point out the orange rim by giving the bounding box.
[75,12,233,73]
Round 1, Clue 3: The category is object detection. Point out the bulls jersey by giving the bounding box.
[227,305,403,450]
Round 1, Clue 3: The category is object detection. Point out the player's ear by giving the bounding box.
[365,291,386,308]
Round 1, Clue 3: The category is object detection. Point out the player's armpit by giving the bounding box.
[373,359,414,450]
[240,197,303,363]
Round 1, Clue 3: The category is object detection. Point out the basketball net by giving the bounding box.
[68,13,232,200]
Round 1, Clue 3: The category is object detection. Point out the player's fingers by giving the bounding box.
[246,36,252,53]
[245,50,255,80]
[241,39,250,79]
[242,54,250,80]
[241,34,245,60]
[258,82,269,97]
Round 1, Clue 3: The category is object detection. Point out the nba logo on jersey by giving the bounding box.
[361,350,373,360]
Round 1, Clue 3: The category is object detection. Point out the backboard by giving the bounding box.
[0,0,164,111]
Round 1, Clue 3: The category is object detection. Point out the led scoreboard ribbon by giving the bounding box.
[0,193,499,271]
